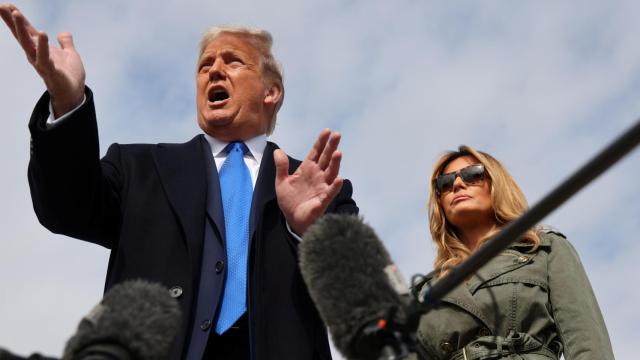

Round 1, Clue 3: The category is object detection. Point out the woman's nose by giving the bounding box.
[451,174,466,191]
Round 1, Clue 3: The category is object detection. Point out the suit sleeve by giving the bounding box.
[547,233,614,359]
[27,87,122,249]
[326,178,358,215]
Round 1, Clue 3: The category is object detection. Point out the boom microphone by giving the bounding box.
[300,214,421,360]
[62,279,181,360]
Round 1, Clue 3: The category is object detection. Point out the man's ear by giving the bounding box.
[264,81,283,107]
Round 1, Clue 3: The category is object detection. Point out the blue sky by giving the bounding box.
[1,1,639,358]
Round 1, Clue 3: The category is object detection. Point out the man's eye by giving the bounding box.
[227,56,244,66]
[199,64,211,72]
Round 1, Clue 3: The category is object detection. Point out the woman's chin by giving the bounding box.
[448,208,494,228]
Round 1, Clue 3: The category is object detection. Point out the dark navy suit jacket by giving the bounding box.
[27,87,358,359]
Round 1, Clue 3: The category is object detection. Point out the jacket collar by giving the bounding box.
[203,133,267,174]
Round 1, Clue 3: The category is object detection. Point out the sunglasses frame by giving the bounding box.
[434,163,486,194]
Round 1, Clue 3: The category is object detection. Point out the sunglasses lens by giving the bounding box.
[435,164,485,193]
[460,165,485,184]
[435,173,455,193]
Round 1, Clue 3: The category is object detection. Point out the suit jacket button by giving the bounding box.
[517,255,529,263]
[215,260,225,273]
[201,319,212,331]
[169,286,183,298]
[440,341,454,353]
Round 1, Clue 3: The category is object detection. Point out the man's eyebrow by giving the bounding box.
[198,48,246,65]
[218,48,247,57]
[198,53,214,63]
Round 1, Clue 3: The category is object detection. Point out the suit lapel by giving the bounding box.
[152,135,209,274]
[249,142,278,237]
[201,137,226,241]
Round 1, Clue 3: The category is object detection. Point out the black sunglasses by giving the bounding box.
[434,164,486,194]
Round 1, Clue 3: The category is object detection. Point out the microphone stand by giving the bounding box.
[421,118,640,308]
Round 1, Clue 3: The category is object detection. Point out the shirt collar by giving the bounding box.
[203,133,267,164]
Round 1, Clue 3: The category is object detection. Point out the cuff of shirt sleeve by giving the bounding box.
[46,95,87,129]
[286,221,303,242]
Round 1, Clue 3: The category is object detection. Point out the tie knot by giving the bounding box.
[225,142,249,156]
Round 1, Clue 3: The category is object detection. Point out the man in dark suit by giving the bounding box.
[1,5,357,359]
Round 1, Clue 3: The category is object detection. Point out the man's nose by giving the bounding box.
[209,59,226,81]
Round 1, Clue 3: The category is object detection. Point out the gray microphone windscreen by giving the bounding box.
[300,214,404,359]
[63,279,181,360]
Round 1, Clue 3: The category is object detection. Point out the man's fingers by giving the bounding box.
[57,32,75,50]
[11,7,37,35]
[325,177,344,204]
[274,149,290,184]
[323,150,342,184]
[12,9,37,61]
[317,132,341,169]
[305,128,331,162]
[35,31,51,69]
[0,4,19,38]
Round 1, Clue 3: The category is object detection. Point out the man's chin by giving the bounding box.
[198,119,243,141]
[198,116,233,131]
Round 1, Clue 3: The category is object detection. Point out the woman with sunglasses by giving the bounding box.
[415,145,613,359]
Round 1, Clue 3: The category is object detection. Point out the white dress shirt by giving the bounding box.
[203,133,265,189]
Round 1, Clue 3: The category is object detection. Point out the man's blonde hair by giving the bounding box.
[427,145,540,277]
[198,26,284,135]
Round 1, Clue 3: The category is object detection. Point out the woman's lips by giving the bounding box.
[451,194,472,205]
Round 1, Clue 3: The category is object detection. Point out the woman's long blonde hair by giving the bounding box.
[428,145,539,277]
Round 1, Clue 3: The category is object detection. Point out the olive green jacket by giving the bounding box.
[415,231,614,359]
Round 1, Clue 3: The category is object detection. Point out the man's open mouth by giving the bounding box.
[208,88,230,104]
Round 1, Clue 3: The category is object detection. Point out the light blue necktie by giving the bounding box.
[215,142,253,334]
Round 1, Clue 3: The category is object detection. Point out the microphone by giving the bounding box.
[62,279,181,360]
[0,348,57,360]
[300,214,422,360]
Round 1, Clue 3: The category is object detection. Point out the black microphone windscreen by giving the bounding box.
[300,214,405,358]
[62,279,181,360]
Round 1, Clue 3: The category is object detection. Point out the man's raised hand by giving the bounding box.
[274,129,344,236]
[1,4,85,117]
